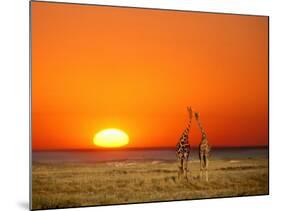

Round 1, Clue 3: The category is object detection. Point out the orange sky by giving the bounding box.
[31,2,268,150]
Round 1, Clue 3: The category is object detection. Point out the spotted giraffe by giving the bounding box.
[176,106,193,180]
[195,112,210,182]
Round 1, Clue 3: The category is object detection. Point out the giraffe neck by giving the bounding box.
[184,117,192,136]
[196,117,208,143]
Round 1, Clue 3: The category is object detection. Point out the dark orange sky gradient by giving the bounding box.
[31,2,268,150]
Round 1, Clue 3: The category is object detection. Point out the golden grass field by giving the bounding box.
[32,158,268,210]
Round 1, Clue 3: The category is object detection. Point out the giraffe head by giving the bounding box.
[187,106,193,119]
[194,112,200,120]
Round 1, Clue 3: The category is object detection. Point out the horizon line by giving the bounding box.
[32,145,268,152]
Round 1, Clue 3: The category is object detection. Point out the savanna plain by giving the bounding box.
[32,158,268,210]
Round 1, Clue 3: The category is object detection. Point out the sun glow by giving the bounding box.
[93,128,129,148]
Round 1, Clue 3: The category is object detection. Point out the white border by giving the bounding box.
[1,0,280,211]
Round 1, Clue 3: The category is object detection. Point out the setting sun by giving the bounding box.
[93,128,129,148]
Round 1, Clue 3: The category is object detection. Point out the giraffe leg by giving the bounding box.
[205,155,209,182]
[184,160,188,179]
[199,153,203,180]
[178,159,183,180]
[184,159,189,180]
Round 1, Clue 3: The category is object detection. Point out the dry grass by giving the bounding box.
[32,158,268,210]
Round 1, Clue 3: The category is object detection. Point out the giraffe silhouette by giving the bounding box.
[195,111,211,182]
[176,106,193,180]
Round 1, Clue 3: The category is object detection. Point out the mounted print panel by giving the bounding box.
[30,1,269,210]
